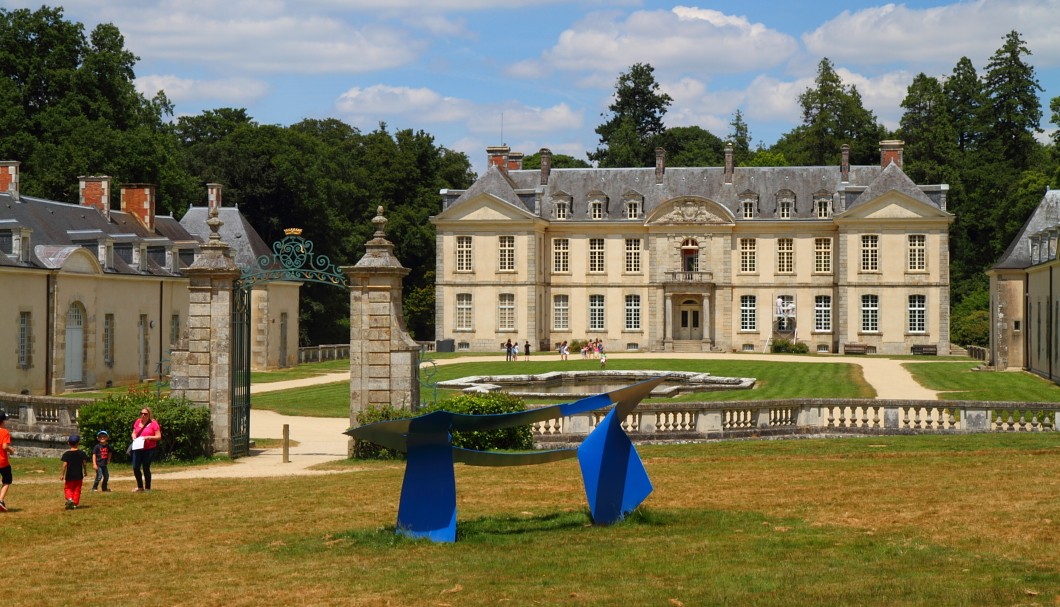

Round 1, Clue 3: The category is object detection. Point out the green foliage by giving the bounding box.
[351,403,412,460]
[656,125,725,167]
[420,392,533,452]
[981,30,1043,172]
[590,63,673,167]
[951,287,990,347]
[770,339,809,354]
[521,152,590,169]
[77,386,211,462]
[728,110,752,166]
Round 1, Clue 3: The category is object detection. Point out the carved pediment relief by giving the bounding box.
[649,198,732,225]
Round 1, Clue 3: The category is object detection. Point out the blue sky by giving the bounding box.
[6,1,1060,173]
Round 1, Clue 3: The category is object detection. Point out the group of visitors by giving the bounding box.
[0,407,161,512]
[503,339,532,361]
[556,340,606,366]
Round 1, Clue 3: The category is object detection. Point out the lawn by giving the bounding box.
[904,361,1060,401]
[252,357,874,417]
[2,434,1057,606]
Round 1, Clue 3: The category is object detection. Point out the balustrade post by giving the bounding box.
[640,412,657,433]
[964,407,990,431]
[696,410,723,433]
[883,405,900,429]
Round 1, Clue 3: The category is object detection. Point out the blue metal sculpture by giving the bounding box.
[346,377,664,542]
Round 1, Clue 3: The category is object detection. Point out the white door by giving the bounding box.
[675,299,702,340]
[65,304,84,384]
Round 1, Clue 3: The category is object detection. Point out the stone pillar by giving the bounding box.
[664,293,673,351]
[169,206,240,455]
[702,296,712,351]
[344,207,420,453]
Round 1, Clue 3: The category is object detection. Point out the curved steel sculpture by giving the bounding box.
[346,377,664,542]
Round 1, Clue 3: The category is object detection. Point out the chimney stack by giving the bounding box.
[207,183,223,212]
[724,142,734,184]
[840,144,850,182]
[880,140,904,168]
[0,161,20,199]
[120,184,157,232]
[539,148,552,186]
[79,176,112,218]
[507,152,524,172]
[655,147,666,184]
[486,145,510,174]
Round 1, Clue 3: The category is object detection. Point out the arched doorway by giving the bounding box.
[681,238,699,273]
[675,298,703,340]
[65,303,85,384]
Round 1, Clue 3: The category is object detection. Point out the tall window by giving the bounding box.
[498,235,515,271]
[740,238,756,273]
[740,295,757,331]
[861,294,879,332]
[625,199,641,219]
[777,238,794,273]
[908,234,926,271]
[814,296,832,332]
[455,294,473,330]
[103,313,115,365]
[589,295,605,330]
[589,238,605,273]
[815,197,831,218]
[742,198,756,219]
[861,235,879,272]
[169,314,180,349]
[553,295,569,330]
[625,239,641,273]
[815,238,832,273]
[908,295,926,333]
[625,294,641,330]
[589,200,605,220]
[456,236,473,272]
[498,293,515,330]
[777,199,792,219]
[553,238,569,273]
[555,199,570,220]
[18,311,31,368]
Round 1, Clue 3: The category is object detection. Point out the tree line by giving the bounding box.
[2,6,1057,346]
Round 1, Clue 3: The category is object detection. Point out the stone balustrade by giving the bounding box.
[296,344,351,364]
[0,392,92,456]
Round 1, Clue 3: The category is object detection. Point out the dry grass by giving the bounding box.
[1,434,1057,606]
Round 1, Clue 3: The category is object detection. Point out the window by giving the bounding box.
[740,238,757,273]
[169,314,180,348]
[625,294,641,330]
[103,313,115,366]
[498,293,515,331]
[625,239,641,273]
[815,196,831,218]
[555,198,570,220]
[777,238,794,273]
[740,192,758,219]
[861,295,879,332]
[777,199,792,219]
[455,294,473,330]
[553,295,569,330]
[776,295,794,330]
[740,295,757,331]
[861,235,879,272]
[498,236,515,271]
[116,243,133,264]
[908,295,926,333]
[908,234,926,271]
[815,238,832,273]
[456,236,473,272]
[814,296,832,332]
[589,238,605,273]
[625,198,641,219]
[18,311,31,368]
[0,231,11,254]
[553,238,569,273]
[589,199,605,220]
[589,295,605,330]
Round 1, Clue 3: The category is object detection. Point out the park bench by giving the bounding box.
[911,344,938,356]
[844,343,870,355]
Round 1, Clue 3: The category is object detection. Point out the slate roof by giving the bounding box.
[180,206,272,269]
[993,190,1060,270]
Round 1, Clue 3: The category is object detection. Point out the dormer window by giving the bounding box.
[588,191,608,220]
[814,191,832,218]
[776,190,795,219]
[555,199,570,220]
[115,243,133,264]
[0,230,12,255]
[739,191,758,219]
[623,191,643,220]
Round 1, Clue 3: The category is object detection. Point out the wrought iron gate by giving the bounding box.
[230,230,349,457]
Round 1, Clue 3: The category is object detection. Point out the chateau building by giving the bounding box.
[432,142,953,355]
[0,161,298,396]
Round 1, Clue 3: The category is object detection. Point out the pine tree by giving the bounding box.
[943,57,984,153]
[589,63,672,167]
[981,30,1043,171]
[898,73,959,186]
[728,110,752,166]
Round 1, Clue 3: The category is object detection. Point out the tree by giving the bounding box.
[980,30,1043,172]
[589,63,672,167]
[521,151,590,170]
[898,73,960,186]
[943,57,985,153]
[772,58,885,165]
[655,125,725,167]
[728,110,752,166]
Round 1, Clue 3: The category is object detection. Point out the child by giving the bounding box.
[91,430,112,492]
[59,434,89,510]
[600,352,607,368]
[0,411,12,512]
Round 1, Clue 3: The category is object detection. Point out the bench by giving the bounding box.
[911,344,938,356]
[843,341,869,355]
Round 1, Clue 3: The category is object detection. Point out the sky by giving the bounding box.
[5,0,1060,174]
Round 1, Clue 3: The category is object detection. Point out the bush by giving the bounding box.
[352,403,413,460]
[770,339,809,354]
[77,386,212,463]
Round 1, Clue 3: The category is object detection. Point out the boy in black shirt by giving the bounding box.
[60,434,89,510]
[91,430,112,492]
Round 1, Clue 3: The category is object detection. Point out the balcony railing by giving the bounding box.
[664,270,714,283]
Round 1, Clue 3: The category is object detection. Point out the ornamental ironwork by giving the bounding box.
[238,232,348,289]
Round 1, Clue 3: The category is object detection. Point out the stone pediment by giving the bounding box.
[435,193,537,223]
[647,198,734,226]
[836,191,952,222]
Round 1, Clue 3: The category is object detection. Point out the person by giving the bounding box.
[523,340,531,361]
[559,340,569,361]
[505,339,513,362]
[131,407,162,492]
[60,434,89,510]
[0,411,13,512]
[91,430,112,492]
[600,352,607,368]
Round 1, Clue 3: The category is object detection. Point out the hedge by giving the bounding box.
[77,386,212,462]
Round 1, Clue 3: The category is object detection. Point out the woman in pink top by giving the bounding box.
[130,407,162,492]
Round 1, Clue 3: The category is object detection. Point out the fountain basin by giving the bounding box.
[437,370,755,399]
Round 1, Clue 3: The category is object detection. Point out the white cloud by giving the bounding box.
[135,75,270,104]
[516,6,798,80]
[804,0,1060,69]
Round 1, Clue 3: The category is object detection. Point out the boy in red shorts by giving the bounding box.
[59,434,89,510]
